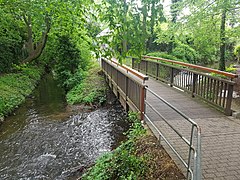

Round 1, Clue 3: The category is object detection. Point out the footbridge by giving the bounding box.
[101,56,239,180]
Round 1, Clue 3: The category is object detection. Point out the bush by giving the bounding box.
[0,41,22,74]
[53,35,83,91]
[172,43,199,64]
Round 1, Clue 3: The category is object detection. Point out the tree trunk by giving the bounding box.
[122,0,128,54]
[149,0,156,51]
[22,15,51,64]
[219,9,226,71]
[168,0,179,53]
[142,4,147,51]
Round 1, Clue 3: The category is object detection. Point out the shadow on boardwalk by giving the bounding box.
[145,78,240,180]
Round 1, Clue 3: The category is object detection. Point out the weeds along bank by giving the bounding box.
[66,62,107,107]
[0,64,44,122]
[81,113,184,180]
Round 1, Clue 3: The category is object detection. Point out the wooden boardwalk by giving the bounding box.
[145,78,240,180]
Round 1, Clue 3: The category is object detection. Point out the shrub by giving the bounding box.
[172,43,199,64]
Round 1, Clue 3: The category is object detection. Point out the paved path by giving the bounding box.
[145,78,240,180]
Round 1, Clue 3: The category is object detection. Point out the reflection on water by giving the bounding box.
[0,74,128,179]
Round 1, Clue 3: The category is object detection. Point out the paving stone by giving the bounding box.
[145,78,240,180]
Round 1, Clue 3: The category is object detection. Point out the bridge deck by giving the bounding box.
[146,78,240,180]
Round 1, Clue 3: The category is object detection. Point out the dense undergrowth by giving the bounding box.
[0,64,44,121]
[66,62,107,106]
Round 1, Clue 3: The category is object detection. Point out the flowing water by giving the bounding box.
[0,74,129,179]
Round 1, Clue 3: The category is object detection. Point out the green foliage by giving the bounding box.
[226,66,237,74]
[82,112,147,180]
[234,44,240,62]
[66,63,107,106]
[53,35,89,91]
[147,51,180,61]
[172,43,199,63]
[0,65,44,118]
[0,9,23,73]
[210,64,236,78]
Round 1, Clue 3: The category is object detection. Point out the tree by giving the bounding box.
[0,0,91,65]
[181,0,240,69]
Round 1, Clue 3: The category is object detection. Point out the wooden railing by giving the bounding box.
[101,58,148,119]
[132,56,237,115]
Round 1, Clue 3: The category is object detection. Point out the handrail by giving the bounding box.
[105,57,149,82]
[101,58,147,119]
[145,87,201,180]
[143,55,238,79]
[132,57,235,115]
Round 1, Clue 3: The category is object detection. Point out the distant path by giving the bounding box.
[145,78,240,180]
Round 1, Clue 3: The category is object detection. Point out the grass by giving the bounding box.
[66,61,107,106]
[0,65,44,120]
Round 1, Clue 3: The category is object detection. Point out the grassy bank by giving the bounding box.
[66,62,107,107]
[0,65,44,121]
[81,113,184,180]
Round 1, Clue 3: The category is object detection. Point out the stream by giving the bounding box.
[0,74,129,179]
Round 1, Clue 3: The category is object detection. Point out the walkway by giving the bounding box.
[145,78,240,180]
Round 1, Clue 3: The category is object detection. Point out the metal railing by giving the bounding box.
[101,58,148,119]
[144,87,201,180]
[132,56,236,115]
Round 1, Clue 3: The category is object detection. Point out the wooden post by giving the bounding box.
[140,86,146,120]
[192,73,198,98]
[170,67,174,87]
[138,59,140,72]
[156,63,159,80]
[146,60,148,75]
[126,76,129,111]
[132,58,135,69]
[225,83,234,116]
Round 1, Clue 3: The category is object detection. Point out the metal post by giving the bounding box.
[195,127,202,180]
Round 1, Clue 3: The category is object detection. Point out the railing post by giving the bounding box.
[140,86,146,120]
[132,57,134,69]
[145,60,148,75]
[170,67,174,87]
[192,73,198,98]
[225,83,234,116]
[126,77,129,112]
[138,59,140,72]
[156,63,159,80]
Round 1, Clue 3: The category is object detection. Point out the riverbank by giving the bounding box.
[66,62,107,107]
[0,64,44,122]
[80,113,184,180]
